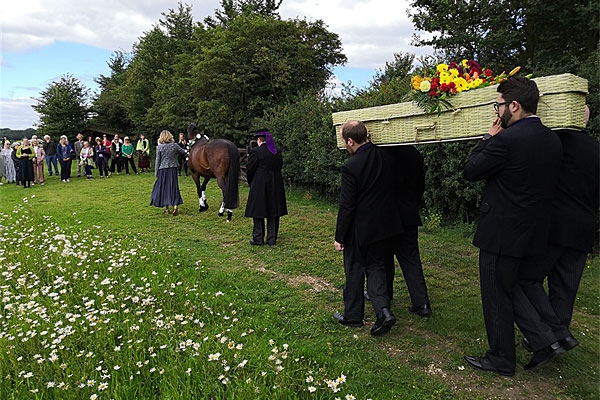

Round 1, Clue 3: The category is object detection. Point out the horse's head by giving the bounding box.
[187,122,199,141]
[187,122,210,143]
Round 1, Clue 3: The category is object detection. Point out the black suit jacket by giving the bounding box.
[244,144,288,218]
[463,118,562,257]
[335,142,404,247]
[382,145,425,227]
[548,129,599,252]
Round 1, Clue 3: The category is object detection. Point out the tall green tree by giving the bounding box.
[190,14,346,144]
[32,75,90,141]
[204,0,283,27]
[92,51,134,134]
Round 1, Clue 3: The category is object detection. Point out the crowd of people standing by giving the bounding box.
[0,133,152,187]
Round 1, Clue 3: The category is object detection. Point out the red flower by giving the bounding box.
[430,82,438,91]
[467,60,482,74]
[484,69,492,77]
[440,83,449,92]
[432,77,440,85]
[429,91,437,97]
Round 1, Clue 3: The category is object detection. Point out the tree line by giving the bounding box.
[32,0,599,224]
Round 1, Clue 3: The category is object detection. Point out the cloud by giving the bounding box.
[0,0,219,53]
[0,97,39,130]
[2,1,433,67]
[280,0,433,68]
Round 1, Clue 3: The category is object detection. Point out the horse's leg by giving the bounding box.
[199,177,210,212]
[216,174,233,222]
[191,173,206,213]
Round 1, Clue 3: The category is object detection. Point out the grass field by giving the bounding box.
[0,170,598,399]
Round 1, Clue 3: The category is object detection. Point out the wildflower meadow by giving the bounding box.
[0,175,597,399]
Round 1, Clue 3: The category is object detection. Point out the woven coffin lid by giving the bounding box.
[332,73,588,127]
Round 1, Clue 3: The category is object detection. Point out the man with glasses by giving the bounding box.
[462,76,562,376]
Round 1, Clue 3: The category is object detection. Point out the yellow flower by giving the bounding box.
[454,77,468,93]
[436,63,448,73]
[462,59,469,68]
[419,80,431,92]
[469,78,483,89]
[439,72,451,84]
[449,68,459,78]
[411,75,423,90]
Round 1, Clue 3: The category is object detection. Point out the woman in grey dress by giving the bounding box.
[150,130,187,215]
[1,142,16,183]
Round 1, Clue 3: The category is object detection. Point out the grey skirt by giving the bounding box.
[150,167,183,207]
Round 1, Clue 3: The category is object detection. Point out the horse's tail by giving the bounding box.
[224,141,240,209]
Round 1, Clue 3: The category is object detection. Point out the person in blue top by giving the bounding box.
[56,135,74,182]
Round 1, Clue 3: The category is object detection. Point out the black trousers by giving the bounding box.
[515,244,587,349]
[343,238,391,322]
[478,250,523,371]
[97,157,109,177]
[178,154,188,175]
[252,217,279,245]
[59,159,72,180]
[386,227,430,305]
[110,158,122,173]
[123,157,137,174]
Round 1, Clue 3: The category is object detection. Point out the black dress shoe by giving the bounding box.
[370,308,396,336]
[463,355,515,377]
[333,312,364,327]
[559,335,579,351]
[408,303,432,317]
[249,240,264,246]
[524,341,565,370]
[522,337,535,352]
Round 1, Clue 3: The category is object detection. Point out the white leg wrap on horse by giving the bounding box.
[202,191,207,201]
[226,209,233,214]
[199,197,205,207]
[219,202,225,214]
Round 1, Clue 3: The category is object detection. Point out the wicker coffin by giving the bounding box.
[333,73,588,147]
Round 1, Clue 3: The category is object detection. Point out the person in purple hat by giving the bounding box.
[244,129,287,246]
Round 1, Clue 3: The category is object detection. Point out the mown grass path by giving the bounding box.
[0,172,597,399]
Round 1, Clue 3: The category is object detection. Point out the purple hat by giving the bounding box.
[255,131,277,155]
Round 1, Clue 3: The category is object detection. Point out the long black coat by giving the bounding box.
[382,145,425,228]
[335,142,404,247]
[548,129,599,253]
[463,118,562,257]
[244,144,287,218]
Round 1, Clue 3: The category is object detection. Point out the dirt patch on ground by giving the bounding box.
[250,265,335,292]
[229,256,336,293]
[286,274,336,292]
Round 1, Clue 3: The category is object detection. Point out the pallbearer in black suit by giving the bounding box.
[462,77,562,376]
[244,130,287,246]
[333,120,404,336]
[515,106,599,363]
[382,146,431,316]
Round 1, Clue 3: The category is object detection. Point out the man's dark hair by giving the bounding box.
[497,76,540,114]
[341,121,368,143]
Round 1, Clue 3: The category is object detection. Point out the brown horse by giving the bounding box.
[186,123,240,222]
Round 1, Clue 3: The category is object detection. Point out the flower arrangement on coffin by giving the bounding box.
[409,60,526,115]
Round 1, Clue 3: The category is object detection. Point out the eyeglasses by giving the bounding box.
[493,101,512,112]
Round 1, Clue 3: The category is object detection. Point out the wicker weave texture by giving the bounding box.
[333,73,588,147]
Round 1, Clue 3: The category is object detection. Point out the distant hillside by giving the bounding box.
[0,128,38,141]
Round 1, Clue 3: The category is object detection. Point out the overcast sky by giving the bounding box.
[0,0,433,129]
